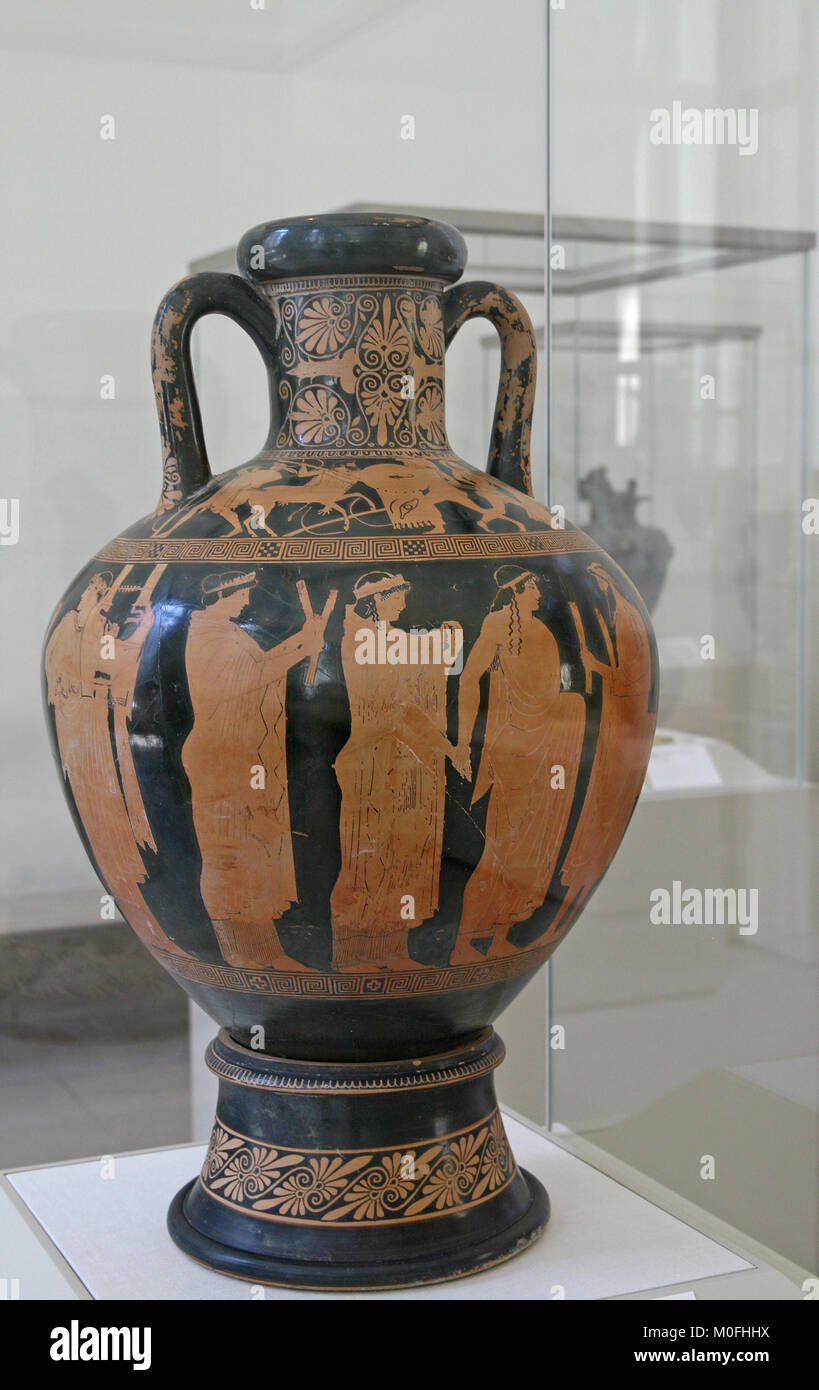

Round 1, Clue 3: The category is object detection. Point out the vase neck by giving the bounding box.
[260,275,449,454]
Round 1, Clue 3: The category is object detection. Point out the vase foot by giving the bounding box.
[168,1167,548,1291]
[168,1028,549,1291]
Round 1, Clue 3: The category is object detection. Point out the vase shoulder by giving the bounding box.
[116,446,577,554]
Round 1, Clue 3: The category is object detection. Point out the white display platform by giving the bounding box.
[6,1117,753,1300]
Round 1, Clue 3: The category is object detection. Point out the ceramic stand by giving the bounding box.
[168,1028,549,1291]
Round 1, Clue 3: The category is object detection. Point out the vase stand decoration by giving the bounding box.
[169,1028,547,1290]
[43,213,657,1290]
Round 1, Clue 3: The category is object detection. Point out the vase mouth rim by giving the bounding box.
[236,212,467,285]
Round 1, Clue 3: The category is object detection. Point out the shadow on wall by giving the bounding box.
[0,924,190,1170]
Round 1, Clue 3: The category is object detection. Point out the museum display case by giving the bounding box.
[533,0,817,1281]
[0,0,815,1297]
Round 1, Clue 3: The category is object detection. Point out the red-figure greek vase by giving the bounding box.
[43,214,658,1289]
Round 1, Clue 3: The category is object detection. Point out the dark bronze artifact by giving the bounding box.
[578,466,674,612]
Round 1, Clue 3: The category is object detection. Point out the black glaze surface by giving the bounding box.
[238,213,468,284]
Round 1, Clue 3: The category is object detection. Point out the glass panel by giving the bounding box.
[552,244,810,782]
[540,0,818,1276]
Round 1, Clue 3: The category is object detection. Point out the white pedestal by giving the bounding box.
[3,1117,768,1301]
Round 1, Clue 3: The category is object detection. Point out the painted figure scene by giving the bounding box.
[44,550,657,985]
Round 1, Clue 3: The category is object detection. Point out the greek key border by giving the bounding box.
[199,1108,516,1226]
[153,940,550,997]
[98,530,598,567]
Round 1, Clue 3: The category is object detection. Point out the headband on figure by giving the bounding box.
[493,564,537,594]
[353,571,410,602]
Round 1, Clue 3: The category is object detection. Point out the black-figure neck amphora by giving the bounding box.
[43,214,658,1289]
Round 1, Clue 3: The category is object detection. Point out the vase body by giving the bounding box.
[43,214,658,1287]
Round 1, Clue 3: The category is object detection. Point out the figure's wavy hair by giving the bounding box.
[490,565,538,657]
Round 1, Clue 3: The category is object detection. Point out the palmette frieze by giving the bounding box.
[267,283,451,452]
[199,1109,515,1224]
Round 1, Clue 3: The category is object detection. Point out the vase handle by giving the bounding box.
[442,281,536,498]
[151,272,278,512]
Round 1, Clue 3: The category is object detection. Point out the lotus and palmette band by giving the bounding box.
[196,1107,517,1227]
